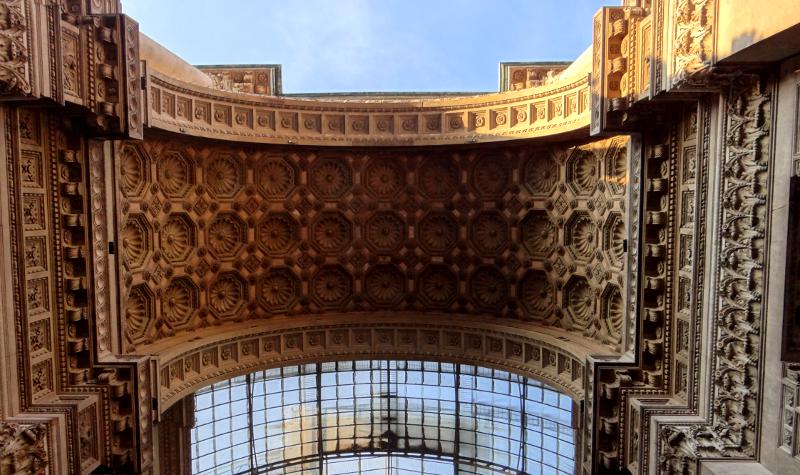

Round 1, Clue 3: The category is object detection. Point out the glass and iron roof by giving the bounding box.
[191,360,576,475]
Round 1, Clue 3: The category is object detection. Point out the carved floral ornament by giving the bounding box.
[118,137,633,363]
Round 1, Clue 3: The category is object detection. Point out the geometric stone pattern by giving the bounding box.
[118,136,630,352]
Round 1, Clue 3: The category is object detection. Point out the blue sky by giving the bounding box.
[123,0,608,93]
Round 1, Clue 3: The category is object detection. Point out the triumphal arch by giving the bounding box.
[0,0,799,473]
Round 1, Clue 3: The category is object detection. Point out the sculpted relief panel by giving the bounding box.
[117,136,632,354]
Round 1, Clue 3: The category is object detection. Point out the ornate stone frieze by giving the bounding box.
[145,70,591,146]
[658,75,771,473]
[198,64,281,96]
[0,0,33,96]
[671,0,715,88]
[0,422,48,474]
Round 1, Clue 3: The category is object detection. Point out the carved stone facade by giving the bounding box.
[0,1,797,475]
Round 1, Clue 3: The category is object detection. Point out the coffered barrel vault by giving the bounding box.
[0,1,799,475]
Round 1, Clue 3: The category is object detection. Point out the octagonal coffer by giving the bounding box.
[119,143,149,198]
[566,147,598,196]
[310,211,353,254]
[256,212,299,255]
[125,284,155,345]
[255,155,297,199]
[160,213,196,264]
[564,211,597,263]
[162,277,199,330]
[158,150,195,198]
[309,156,352,199]
[365,211,406,254]
[364,264,406,307]
[121,213,151,270]
[519,270,555,320]
[311,265,352,308]
[258,267,300,314]
[205,152,244,199]
[208,272,246,319]
[520,210,557,259]
[206,212,246,259]
[363,156,405,200]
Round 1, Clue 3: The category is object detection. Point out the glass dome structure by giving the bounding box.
[190,360,576,474]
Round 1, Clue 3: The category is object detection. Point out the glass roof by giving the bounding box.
[191,360,576,475]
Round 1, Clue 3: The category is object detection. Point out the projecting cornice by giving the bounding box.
[143,70,592,146]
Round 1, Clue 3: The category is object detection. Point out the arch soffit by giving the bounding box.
[143,313,612,412]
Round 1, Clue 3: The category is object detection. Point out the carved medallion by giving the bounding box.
[311,265,352,308]
[520,211,557,258]
[310,211,352,254]
[258,267,300,313]
[566,148,598,195]
[418,157,459,200]
[121,214,150,269]
[256,212,299,255]
[470,211,509,255]
[601,283,623,346]
[208,273,246,318]
[418,265,457,308]
[364,157,405,199]
[206,212,246,258]
[255,155,296,198]
[119,144,148,197]
[364,264,405,307]
[365,211,406,253]
[125,284,154,343]
[520,270,555,319]
[309,157,352,199]
[418,211,459,254]
[471,155,509,198]
[469,266,508,312]
[160,213,195,263]
[158,151,193,198]
[565,212,596,262]
[206,153,243,198]
[523,152,558,195]
[603,212,625,268]
[162,278,198,329]
[564,276,595,331]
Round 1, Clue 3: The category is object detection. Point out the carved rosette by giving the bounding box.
[470,211,509,255]
[208,273,246,319]
[523,151,558,196]
[520,271,555,320]
[565,212,597,262]
[365,211,406,253]
[418,211,459,254]
[418,157,459,199]
[564,276,595,333]
[256,212,299,255]
[309,157,352,199]
[310,211,352,254]
[119,144,148,197]
[566,148,599,195]
[125,284,155,344]
[255,155,296,198]
[311,265,352,308]
[364,156,405,199]
[205,153,243,198]
[158,151,194,198]
[521,211,557,258]
[160,213,195,263]
[121,214,151,269]
[468,266,508,312]
[418,265,458,308]
[471,155,509,198]
[206,212,246,258]
[258,267,300,313]
[162,278,198,330]
[364,264,406,307]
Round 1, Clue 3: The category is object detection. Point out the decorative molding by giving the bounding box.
[145,70,591,146]
[0,0,33,96]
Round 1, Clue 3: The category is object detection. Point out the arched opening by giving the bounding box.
[186,359,577,475]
